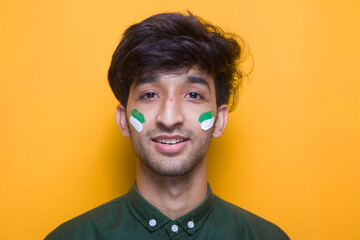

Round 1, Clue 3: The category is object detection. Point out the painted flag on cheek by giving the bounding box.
[130,109,145,133]
[199,111,215,131]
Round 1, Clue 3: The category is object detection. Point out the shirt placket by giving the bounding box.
[165,221,186,239]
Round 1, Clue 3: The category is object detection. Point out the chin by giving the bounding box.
[142,156,203,177]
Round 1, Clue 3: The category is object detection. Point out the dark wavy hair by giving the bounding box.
[108,12,247,111]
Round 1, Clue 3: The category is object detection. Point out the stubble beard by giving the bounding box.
[129,127,212,177]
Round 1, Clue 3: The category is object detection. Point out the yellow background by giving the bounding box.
[1,0,359,239]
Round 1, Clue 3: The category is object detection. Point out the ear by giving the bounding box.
[116,104,130,137]
[212,104,228,138]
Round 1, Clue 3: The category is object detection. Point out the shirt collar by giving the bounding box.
[126,182,214,236]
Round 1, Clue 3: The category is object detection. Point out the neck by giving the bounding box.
[136,158,208,220]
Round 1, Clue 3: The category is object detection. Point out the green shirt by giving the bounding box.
[45,183,290,239]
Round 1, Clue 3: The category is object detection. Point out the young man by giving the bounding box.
[45,12,290,239]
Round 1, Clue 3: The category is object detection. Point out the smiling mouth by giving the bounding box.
[152,135,189,145]
[153,138,188,145]
[151,135,189,153]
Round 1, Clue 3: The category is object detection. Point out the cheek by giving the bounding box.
[128,108,158,133]
[128,108,146,133]
[198,111,215,131]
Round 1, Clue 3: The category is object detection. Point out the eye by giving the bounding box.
[142,92,157,99]
[187,92,202,99]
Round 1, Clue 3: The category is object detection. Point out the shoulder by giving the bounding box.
[44,195,127,240]
[211,195,290,240]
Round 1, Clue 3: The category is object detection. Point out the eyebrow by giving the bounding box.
[133,74,157,89]
[185,75,211,91]
[133,74,211,91]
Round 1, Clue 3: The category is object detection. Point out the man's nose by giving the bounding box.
[155,97,185,129]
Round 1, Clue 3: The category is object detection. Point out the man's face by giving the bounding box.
[116,68,228,177]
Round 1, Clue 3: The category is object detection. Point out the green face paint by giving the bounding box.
[131,109,145,123]
[199,111,214,122]
[199,111,215,131]
[130,109,145,132]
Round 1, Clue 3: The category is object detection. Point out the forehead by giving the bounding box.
[132,68,214,90]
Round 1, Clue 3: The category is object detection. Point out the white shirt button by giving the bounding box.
[171,224,179,232]
[187,220,194,229]
[149,219,157,227]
